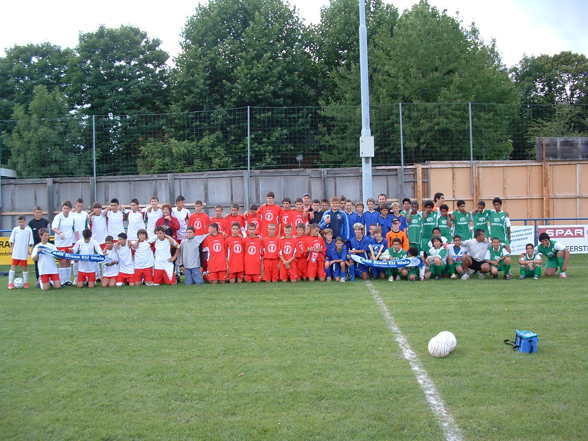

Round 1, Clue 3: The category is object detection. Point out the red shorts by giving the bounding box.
[279,262,298,281]
[134,268,153,283]
[207,271,226,282]
[77,272,96,283]
[116,273,137,284]
[244,274,262,282]
[153,269,176,285]
[57,246,73,253]
[227,271,244,280]
[306,260,326,280]
[11,259,28,267]
[263,259,279,282]
[40,274,59,283]
[296,258,307,278]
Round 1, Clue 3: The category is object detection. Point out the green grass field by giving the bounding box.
[1,257,587,441]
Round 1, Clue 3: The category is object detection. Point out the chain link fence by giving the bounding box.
[0,103,586,179]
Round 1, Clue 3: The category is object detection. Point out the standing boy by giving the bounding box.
[115,233,136,287]
[178,226,208,285]
[243,224,263,283]
[28,207,49,285]
[202,223,228,284]
[258,192,281,237]
[262,223,280,282]
[189,200,210,236]
[452,200,473,241]
[8,216,34,289]
[226,223,245,283]
[172,195,190,242]
[51,201,75,286]
[278,224,298,282]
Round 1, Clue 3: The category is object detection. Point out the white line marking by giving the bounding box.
[366,281,465,441]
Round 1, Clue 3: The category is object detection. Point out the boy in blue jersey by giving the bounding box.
[343,200,356,241]
[326,237,348,282]
[364,198,380,235]
[447,235,466,279]
[348,222,370,280]
[368,227,387,279]
[350,202,365,232]
[377,205,393,237]
[322,228,335,259]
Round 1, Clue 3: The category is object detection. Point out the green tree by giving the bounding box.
[3,85,85,177]
[68,25,170,174]
[0,43,73,121]
[321,0,518,165]
[511,52,588,157]
[172,0,319,170]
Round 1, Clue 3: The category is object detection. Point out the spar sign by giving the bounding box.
[537,225,588,254]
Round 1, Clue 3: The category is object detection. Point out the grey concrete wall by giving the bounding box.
[0,166,415,230]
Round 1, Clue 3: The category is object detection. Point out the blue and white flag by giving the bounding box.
[350,254,423,268]
[38,245,108,263]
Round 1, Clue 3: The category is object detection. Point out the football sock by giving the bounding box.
[504,264,511,275]
[65,267,72,283]
[23,272,28,283]
[8,270,15,284]
[534,266,542,277]
[58,268,66,284]
[557,256,564,271]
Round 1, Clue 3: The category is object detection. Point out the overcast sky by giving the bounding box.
[1,0,587,67]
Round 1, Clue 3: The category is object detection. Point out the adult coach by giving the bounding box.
[461,229,491,279]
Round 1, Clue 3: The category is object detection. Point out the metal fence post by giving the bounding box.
[468,102,475,205]
[399,102,405,198]
[92,115,97,202]
[246,106,251,209]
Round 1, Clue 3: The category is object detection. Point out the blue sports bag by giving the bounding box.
[504,329,539,353]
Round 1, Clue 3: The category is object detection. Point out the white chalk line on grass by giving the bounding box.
[366,281,465,441]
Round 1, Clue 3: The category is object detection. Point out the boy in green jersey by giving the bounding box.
[472,200,491,237]
[382,238,408,281]
[486,237,512,279]
[400,198,412,217]
[406,200,423,250]
[420,200,438,253]
[489,197,511,251]
[537,232,569,278]
[426,237,447,280]
[437,204,453,242]
[519,243,542,279]
[406,246,422,281]
[452,200,473,240]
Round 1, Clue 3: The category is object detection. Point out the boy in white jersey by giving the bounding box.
[143,196,163,239]
[31,228,61,291]
[101,236,119,287]
[51,200,75,285]
[71,198,89,280]
[132,229,155,285]
[73,229,102,288]
[127,198,146,242]
[71,198,89,241]
[153,226,179,285]
[8,216,34,289]
[172,195,190,242]
[105,198,126,238]
[115,232,136,286]
[89,203,108,247]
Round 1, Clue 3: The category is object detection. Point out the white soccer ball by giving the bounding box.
[13,277,24,289]
[436,331,457,352]
[428,336,451,358]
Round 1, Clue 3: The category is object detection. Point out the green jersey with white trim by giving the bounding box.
[488,210,510,243]
[421,211,438,244]
[488,245,507,262]
[437,215,452,241]
[388,248,407,260]
[536,240,565,259]
[407,212,423,244]
[453,210,472,240]
[472,209,491,236]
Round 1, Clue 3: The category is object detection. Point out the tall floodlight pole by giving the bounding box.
[358,0,374,203]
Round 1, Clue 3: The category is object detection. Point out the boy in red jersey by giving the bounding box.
[188,200,210,235]
[202,223,227,284]
[226,204,245,234]
[279,224,298,282]
[244,204,261,235]
[210,206,229,235]
[279,198,293,236]
[258,192,281,237]
[243,224,263,282]
[226,223,244,283]
[306,224,326,282]
[295,223,309,280]
[291,198,308,229]
[262,223,280,282]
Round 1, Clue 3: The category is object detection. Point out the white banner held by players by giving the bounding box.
[510,225,535,255]
[537,225,588,254]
